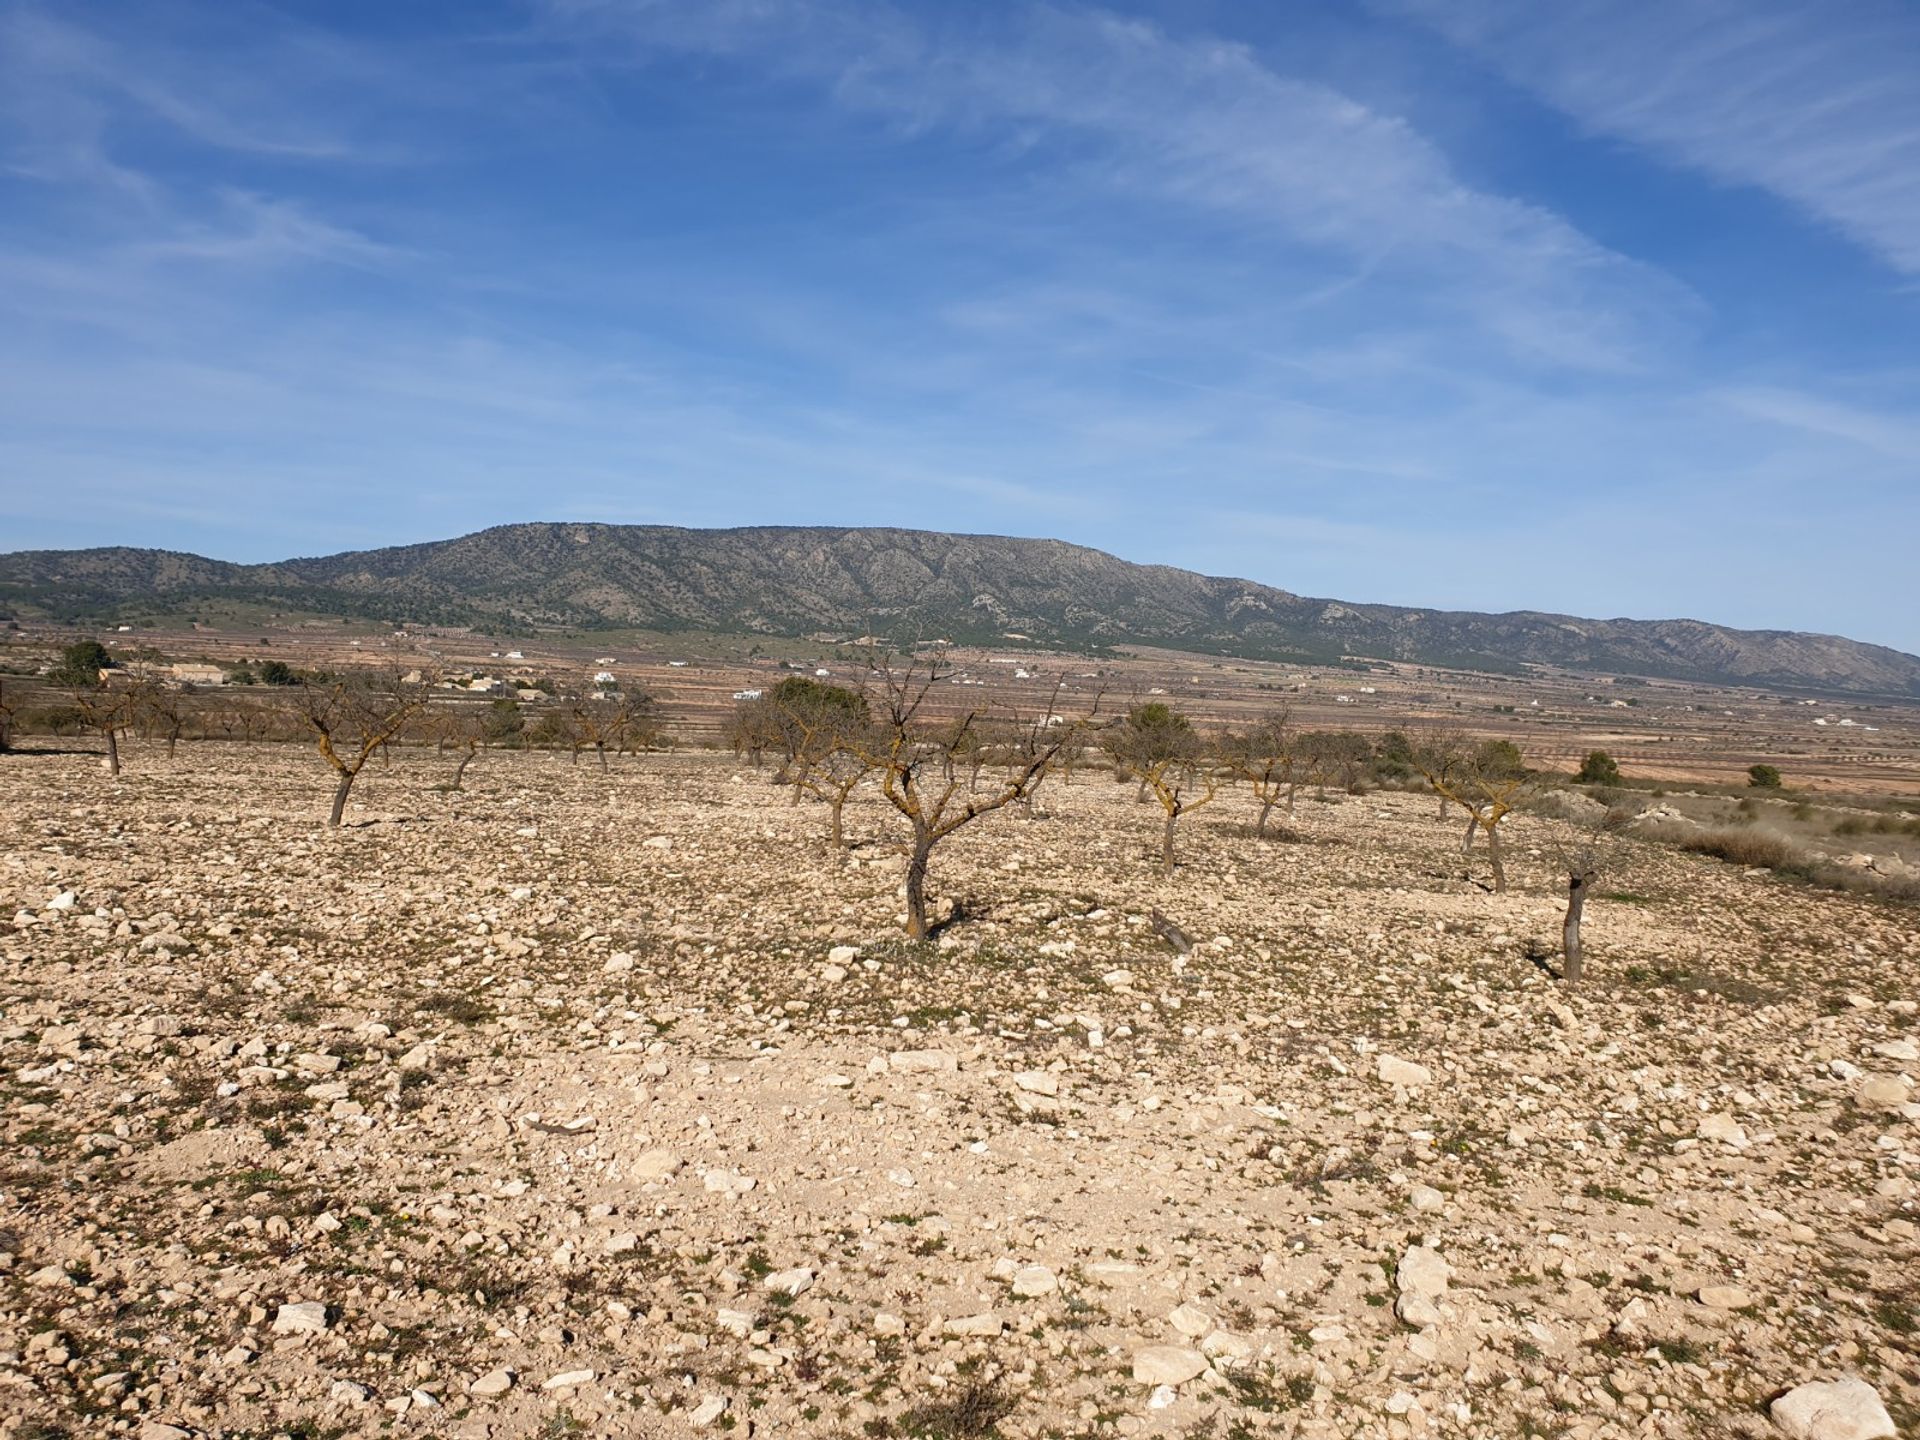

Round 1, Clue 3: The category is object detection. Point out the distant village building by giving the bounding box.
[594,671,617,685]
[170,663,226,686]
[733,689,764,701]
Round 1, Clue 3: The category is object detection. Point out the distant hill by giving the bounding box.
[4,523,1917,695]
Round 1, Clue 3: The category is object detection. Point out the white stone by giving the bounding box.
[1168,1303,1211,1338]
[1857,1075,1910,1109]
[889,1050,959,1073]
[944,1312,1004,1337]
[541,1369,596,1391]
[1396,1246,1451,1299]
[1132,1346,1208,1386]
[1012,1071,1059,1096]
[1408,1183,1445,1212]
[765,1267,814,1297]
[630,1149,683,1180]
[1377,1055,1433,1088]
[469,1368,515,1397]
[1011,1265,1057,1298]
[1396,1292,1443,1328]
[1770,1377,1896,1440]
[272,1301,328,1335]
[1698,1112,1748,1146]
[1696,1284,1754,1310]
[690,1396,729,1427]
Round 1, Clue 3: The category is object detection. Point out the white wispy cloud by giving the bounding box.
[1391,0,1920,274]
[539,0,1698,371]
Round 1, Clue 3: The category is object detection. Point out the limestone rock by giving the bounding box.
[1769,1377,1896,1440]
[1132,1346,1208,1386]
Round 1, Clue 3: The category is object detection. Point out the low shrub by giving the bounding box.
[1679,829,1796,869]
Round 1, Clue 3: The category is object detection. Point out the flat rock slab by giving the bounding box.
[1132,1346,1208,1386]
[1770,1377,1896,1440]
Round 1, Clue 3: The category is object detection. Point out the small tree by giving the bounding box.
[133,675,188,758]
[293,671,425,827]
[1411,728,1472,820]
[775,681,876,857]
[1549,807,1631,983]
[52,641,136,776]
[1219,706,1298,839]
[857,648,1090,939]
[1574,750,1621,785]
[1107,702,1219,876]
[1432,741,1533,892]
[1299,728,1372,797]
[1748,763,1783,790]
[482,697,525,747]
[566,693,635,771]
[0,679,15,753]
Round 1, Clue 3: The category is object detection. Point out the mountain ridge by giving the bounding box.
[3,522,1916,696]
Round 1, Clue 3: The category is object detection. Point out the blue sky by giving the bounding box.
[2,1,1917,651]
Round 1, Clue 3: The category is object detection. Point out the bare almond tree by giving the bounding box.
[1431,741,1533,892]
[1548,805,1632,983]
[293,670,425,828]
[1106,702,1219,876]
[1412,727,1472,822]
[1219,706,1298,839]
[856,648,1091,940]
[132,673,188,758]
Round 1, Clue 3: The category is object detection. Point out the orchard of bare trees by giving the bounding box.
[13,637,1916,983]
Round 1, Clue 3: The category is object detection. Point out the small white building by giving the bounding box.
[594,670,617,685]
[733,689,764,701]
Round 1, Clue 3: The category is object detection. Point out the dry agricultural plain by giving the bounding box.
[2,735,1917,1440]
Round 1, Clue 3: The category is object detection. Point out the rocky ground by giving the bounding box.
[2,743,1916,1440]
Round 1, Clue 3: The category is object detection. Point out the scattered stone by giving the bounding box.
[469,1368,515,1397]
[272,1301,329,1336]
[1011,1265,1057,1297]
[1377,1055,1432,1088]
[1769,1377,1897,1440]
[1396,1246,1451,1299]
[541,1369,596,1391]
[1132,1346,1208,1386]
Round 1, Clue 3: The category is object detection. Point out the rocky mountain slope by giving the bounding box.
[4,523,1917,695]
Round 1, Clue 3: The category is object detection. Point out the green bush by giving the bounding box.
[1574,750,1621,785]
[1747,764,1782,790]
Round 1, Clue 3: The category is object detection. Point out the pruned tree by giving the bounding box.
[755,676,866,794]
[1001,680,1086,819]
[614,690,666,756]
[856,648,1091,940]
[423,706,487,789]
[1298,728,1372,797]
[1431,740,1533,892]
[774,680,876,857]
[1411,727,1473,821]
[0,679,13,753]
[133,675,188,758]
[566,693,632,771]
[1219,706,1298,838]
[1548,806,1632,983]
[51,640,136,776]
[1107,701,1219,876]
[293,670,425,827]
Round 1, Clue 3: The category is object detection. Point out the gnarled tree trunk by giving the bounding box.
[1563,870,1591,982]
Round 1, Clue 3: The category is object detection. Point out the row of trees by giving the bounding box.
[730,666,1562,908]
[13,641,1631,974]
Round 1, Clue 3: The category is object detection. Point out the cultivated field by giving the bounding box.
[2,742,1916,1440]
